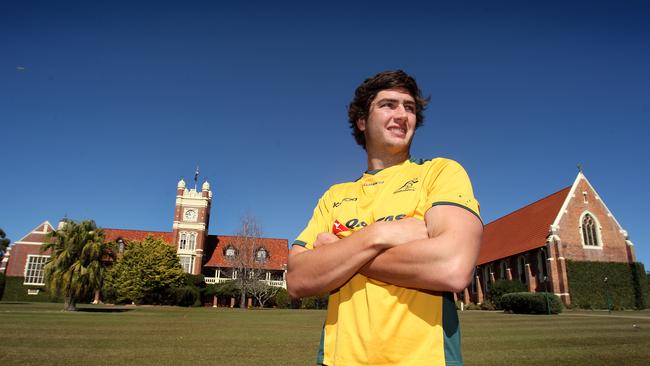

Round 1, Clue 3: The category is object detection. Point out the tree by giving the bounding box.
[43,219,114,311]
[250,280,282,308]
[0,228,10,260]
[227,214,269,308]
[104,236,185,304]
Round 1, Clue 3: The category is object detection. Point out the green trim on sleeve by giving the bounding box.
[292,240,308,248]
[431,201,483,226]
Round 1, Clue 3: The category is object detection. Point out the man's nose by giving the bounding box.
[394,104,408,120]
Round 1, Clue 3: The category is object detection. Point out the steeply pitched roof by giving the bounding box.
[203,235,288,271]
[478,186,571,265]
[15,221,54,244]
[103,228,174,244]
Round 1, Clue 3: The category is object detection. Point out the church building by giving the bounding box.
[0,178,288,301]
[464,171,640,307]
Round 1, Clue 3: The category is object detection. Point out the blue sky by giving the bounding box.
[2,1,649,268]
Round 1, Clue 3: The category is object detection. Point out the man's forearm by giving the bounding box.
[286,228,382,298]
[286,218,429,298]
[359,206,483,292]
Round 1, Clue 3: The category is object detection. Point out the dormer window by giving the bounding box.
[225,246,237,259]
[255,248,268,262]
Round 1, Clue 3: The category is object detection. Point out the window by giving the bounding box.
[188,232,196,251]
[581,213,600,247]
[500,261,507,280]
[517,256,527,284]
[225,246,236,259]
[483,265,492,293]
[255,248,268,262]
[179,233,187,250]
[179,232,197,251]
[179,255,194,273]
[537,250,548,279]
[24,255,49,285]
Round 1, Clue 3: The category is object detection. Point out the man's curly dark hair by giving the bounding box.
[347,70,429,149]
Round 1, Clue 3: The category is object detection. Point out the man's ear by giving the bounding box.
[356,118,366,132]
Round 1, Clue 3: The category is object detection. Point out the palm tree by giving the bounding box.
[42,219,114,311]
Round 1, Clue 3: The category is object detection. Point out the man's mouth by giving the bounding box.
[387,126,406,136]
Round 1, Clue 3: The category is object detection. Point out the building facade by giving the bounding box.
[464,172,637,306]
[1,178,288,301]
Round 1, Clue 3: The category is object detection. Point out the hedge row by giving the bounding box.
[0,276,60,302]
[501,292,563,314]
[567,261,649,310]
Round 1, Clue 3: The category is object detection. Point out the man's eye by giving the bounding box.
[405,105,415,112]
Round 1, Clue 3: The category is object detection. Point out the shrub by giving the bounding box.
[0,273,5,299]
[480,300,496,311]
[273,288,291,309]
[501,292,563,314]
[301,294,328,309]
[169,285,201,307]
[464,302,481,310]
[487,280,527,309]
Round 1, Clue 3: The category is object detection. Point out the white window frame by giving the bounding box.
[179,255,195,274]
[579,211,603,249]
[24,255,50,286]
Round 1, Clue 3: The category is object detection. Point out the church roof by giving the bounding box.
[478,186,571,265]
[103,228,174,243]
[203,235,288,271]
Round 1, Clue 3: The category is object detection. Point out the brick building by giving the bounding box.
[464,171,637,306]
[1,178,288,301]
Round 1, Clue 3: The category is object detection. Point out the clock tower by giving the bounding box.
[172,178,212,275]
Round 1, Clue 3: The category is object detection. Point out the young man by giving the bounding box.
[287,70,483,365]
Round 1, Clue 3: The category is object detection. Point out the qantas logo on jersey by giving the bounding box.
[393,178,419,193]
[332,220,351,237]
[333,197,357,208]
[340,214,407,230]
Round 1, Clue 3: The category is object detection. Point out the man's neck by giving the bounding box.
[366,150,410,171]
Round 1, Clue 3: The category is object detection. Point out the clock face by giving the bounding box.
[184,209,197,221]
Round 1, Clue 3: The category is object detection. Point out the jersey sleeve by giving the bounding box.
[426,159,481,223]
[292,190,333,250]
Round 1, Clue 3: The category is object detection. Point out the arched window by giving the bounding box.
[255,248,268,262]
[179,233,187,250]
[581,213,601,247]
[537,250,548,280]
[483,265,492,293]
[517,256,527,284]
[188,232,196,251]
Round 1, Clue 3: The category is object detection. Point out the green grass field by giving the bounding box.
[1,303,649,365]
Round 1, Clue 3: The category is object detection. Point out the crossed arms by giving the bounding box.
[286,205,483,299]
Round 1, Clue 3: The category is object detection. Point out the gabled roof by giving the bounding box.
[14,221,54,244]
[478,186,571,265]
[203,235,288,271]
[103,228,174,244]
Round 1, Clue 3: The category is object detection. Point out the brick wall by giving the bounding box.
[557,179,632,263]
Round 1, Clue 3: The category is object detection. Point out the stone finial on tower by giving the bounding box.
[178,178,186,189]
[202,180,210,192]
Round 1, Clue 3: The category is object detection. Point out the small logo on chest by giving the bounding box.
[333,197,357,208]
[393,178,419,193]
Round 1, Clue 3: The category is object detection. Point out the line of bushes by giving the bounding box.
[501,292,563,314]
[567,261,649,310]
[0,276,60,302]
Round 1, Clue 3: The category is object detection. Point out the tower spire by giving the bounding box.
[194,165,199,190]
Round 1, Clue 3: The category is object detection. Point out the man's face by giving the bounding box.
[357,88,417,154]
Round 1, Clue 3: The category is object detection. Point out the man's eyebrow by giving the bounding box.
[375,98,416,105]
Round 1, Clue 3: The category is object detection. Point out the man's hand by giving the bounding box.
[313,232,339,248]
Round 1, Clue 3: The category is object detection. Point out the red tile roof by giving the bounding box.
[478,186,571,265]
[203,235,288,271]
[103,228,174,244]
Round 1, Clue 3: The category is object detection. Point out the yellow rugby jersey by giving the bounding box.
[293,158,480,366]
